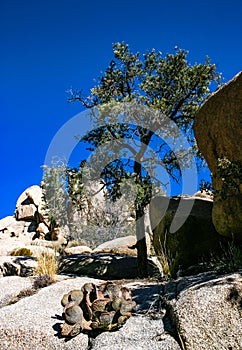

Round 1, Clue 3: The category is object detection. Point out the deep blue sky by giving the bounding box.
[1,0,241,219]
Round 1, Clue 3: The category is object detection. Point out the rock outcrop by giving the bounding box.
[164,271,242,350]
[0,271,241,349]
[0,276,181,350]
[0,185,50,240]
[93,234,151,256]
[0,256,38,277]
[194,71,242,240]
[149,195,226,275]
[59,253,161,279]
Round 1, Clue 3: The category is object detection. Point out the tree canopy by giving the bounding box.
[66,42,221,276]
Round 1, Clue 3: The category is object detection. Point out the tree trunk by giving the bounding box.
[136,208,148,277]
[133,130,154,278]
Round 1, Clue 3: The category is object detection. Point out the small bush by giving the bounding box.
[7,288,37,305]
[33,274,56,289]
[209,241,242,273]
[10,247,33,256]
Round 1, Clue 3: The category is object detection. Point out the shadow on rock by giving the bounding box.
[59,253,161,279]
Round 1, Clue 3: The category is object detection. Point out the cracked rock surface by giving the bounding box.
[0,271,241,350]
[0,276,181,350]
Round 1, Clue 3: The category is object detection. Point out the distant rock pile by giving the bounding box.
[0,185,52,241]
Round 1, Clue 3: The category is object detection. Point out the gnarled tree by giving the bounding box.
[69,42,221,277]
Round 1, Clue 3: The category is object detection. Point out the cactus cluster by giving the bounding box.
[60,282,136,337]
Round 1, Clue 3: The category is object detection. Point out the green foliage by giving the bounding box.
[69,41,221,200]
[206,241,242,274]
[10,247,33,256]
[42,161,136,247]
[217,157,242,199]
[41,159,70,228]
[69,41,221,141]
[68,42,221,277]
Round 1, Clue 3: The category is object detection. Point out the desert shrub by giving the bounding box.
[10,247,33,257]
[34,251,59,279]
[217,157,242,199]
[33,274,56,289]
[157,247,178,278]
[208,241,242,273]
[7,288,37,305]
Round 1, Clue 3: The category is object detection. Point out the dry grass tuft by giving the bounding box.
[34,251,59,279]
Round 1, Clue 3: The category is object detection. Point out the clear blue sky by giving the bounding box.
[1,0,241,219]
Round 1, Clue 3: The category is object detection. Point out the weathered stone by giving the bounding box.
[36,222,49,236]
[0,277,99,350]
[5,219,26,237]
[0,256,38,277]
[93,234,151,256]
[23,220,37,235]
[59,253,161,279]
[15,204,37,220]
[0,276,33,308]
[64,246,92,255]
[194,72,242,240]
[0,216,16,232]
[166,271,242,350]
[16,185,43,208]
[93,235,137,253]
[1,219,36,238]
[150,196,226,275]
[91,315,181,350]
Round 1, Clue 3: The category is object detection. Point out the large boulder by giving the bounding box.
[64,245,93,255]
[149,196,226,275]
[0,277,96,350]
[16,185,43,209]
[194,72,242,240]
[59,253,161,279]
[165,271,242,350]
[0,256,38,277]
[0,217,36,238]
[93,234,151,256]
[15,185,50,230]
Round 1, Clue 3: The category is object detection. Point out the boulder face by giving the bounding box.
[194,71,242,240]
[164,271,242,350]
[149,196,226,275]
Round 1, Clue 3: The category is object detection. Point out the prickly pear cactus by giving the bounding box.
[60,282,136,337]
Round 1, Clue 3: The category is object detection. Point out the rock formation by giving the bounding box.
[149,195,226,275]
[194,71,242,240]
[0,185,50,241]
